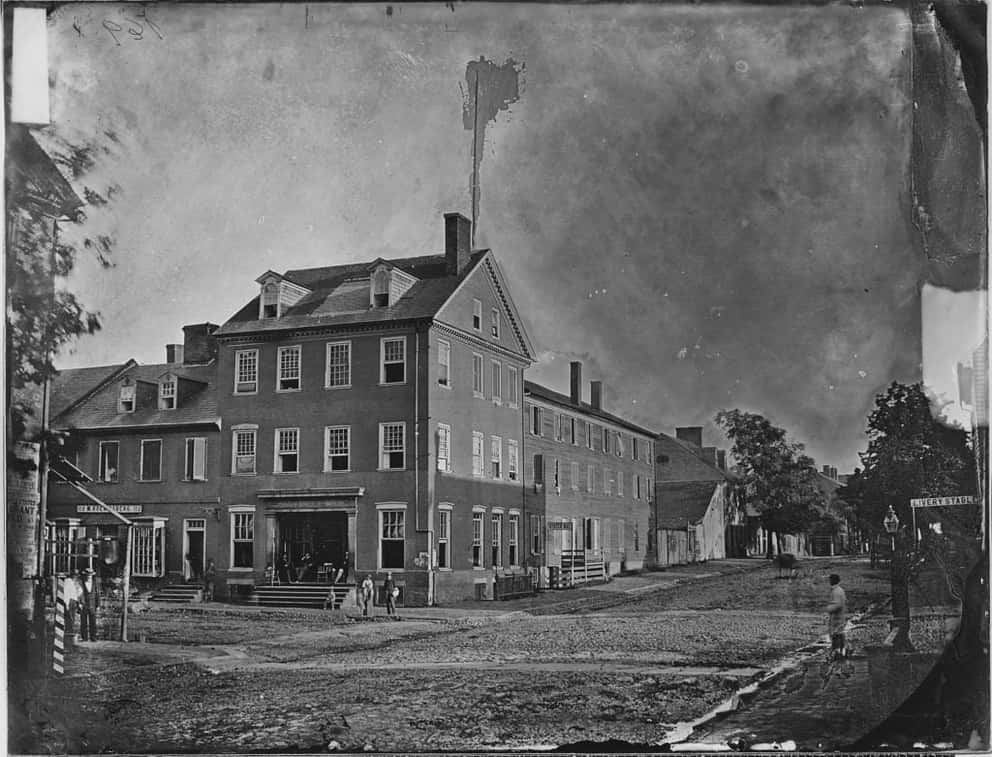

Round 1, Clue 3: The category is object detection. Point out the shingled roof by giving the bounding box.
[215,251,488,337]
[54,362,219,430]
[50,361,134,419]
[655,480,721,528]
[523,380,657,438]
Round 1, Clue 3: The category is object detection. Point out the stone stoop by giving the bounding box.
[149,584,203,604]
[249,583,355,610]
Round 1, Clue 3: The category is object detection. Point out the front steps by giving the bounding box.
[149,583,203,603]
[248,582,355,610]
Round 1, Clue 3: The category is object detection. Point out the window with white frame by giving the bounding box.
[275,428,299,473]
[617,470,624,496]
[260,282,279,318]
[140,439,162,481]
[277,345,301,391]
[491,513,503,567]
[491,360,502,403]
[472,353,484,397]
[118,381,135,413]
[553,458,560,491]
[437,423,451,472]
[472,512,484,567]
[185,437,207,481]
[490,435,502,479]
[438,339,450,387]
[380,508,405,569]
[379,423,406,470]
[530,405,542,435]
[616,433,624,458]
[507,439,519,481]
[602,427,610,454]
[507,365,519,406]
[131,521,166,577]
[437,507,451,569]
[381,337,406,384]
[508,514,520,566]
[233,428,257,475]
[325,342,351,388]
[158,378,176,410]
[325,426,350,472]
[472,431,484,477]
[491,308,500,338]
[555,413,563,441]
[99,441,119,483]
[571,461,580,490]
[472,299,482,331]
[584,517,601,551]
[231,511,254,568]
[235,349,258,394]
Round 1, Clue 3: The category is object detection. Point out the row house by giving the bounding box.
[46,325,222,586]
[524,362,656,587]
[211,212,535,605]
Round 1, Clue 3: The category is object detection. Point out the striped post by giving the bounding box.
[53,577,66,675]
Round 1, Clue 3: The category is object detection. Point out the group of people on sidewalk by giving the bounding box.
[338,571,399,619]
[61,568,101,643]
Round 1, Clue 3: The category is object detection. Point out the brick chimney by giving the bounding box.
[822,465,831,477]
[717,449,727,471]
[676,426,703,449]
[570,362,583,405]
[444,212,471,276]
[183,323,219,365]
[701,446,718,467]
[590,380,603,411]
[166,344,184,364]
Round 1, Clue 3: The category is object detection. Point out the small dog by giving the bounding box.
[775,552,798,579]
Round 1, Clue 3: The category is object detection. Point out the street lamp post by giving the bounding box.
[883,506,913,651]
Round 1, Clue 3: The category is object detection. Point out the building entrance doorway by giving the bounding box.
[183,519,206,581]
[278,512,349,582]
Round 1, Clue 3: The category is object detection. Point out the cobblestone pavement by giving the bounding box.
[21,556,901,753]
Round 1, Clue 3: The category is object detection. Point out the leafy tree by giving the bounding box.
[715,409,824,557]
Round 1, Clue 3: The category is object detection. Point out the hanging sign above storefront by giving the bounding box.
[76,504,143,514]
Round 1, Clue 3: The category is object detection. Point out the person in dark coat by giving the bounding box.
[202,559,216,601]
[278,552,294,584]
[383,572,397,618]
[78,568,100,641]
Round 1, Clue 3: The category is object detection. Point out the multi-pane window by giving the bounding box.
[275,428,299,473]
[507,439,519,481]
[530,405,542,435]
[277,346,301,391]
[491,513,503,568]
[118,382,135,413]
[381,337,406,384]
[507,366,519,406]
[491,360,502,403]
[472,431,484,477]
[159,379,176,410]
[438,339,451,387]
[379,423,406,470]
[260,282,279,318]
[233,429,257,474]
[185,437,207,481]
[140,440,162,481]
[472,353,484,396]
[491,308,500,338]
[131,523,166,577]
[380,510,405,569]
[325,342,351,388]
[472,299,482,331]
[325,426,350,472]
[437,509,450,569]
[472,512,484,567]
[571,461,580,491]
[99,442,119,483]
[508,514,519,566]
[617,470,624,497]
[490,436,502,479]
[235,350,258,394]
[437,424,451,472]
[232,512,254,568]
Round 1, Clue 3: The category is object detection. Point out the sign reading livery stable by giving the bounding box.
[910,496,978,508]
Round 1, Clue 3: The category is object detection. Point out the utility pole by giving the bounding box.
[470,65,480,249]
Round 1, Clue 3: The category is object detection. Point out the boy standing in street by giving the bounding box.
[827,573,847,658]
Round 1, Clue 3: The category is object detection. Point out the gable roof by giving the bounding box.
[655,432,732,482]
[655,480,722,528]
[50,361,137,419]
[215,251,488,337]
[54,362,219,431]
[523,380,657,438]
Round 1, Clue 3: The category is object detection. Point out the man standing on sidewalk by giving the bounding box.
[827,573,847,658]
[78,568,100,642]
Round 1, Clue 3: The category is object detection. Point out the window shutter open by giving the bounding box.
[192,438,207,481]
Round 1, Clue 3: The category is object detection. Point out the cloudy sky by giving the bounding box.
[39,3,978,471]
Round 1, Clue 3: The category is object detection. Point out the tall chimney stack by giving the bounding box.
[676,427,703,449]
[570,362,583,405]
[701,446,718,467]
[166,344,184,364]
[590,380,603,411]
[717,449,727,471]
[183,323,220,365]
[444,212,471,276]
[823,465,831,476]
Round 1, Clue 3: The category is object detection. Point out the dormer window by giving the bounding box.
[255,271,311,320]
[260,283,280,319]
[118,379,135,413]
[159,376,177,410]
[372,268,390,308]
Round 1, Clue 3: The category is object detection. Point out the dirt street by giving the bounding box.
[21,557,889,752]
